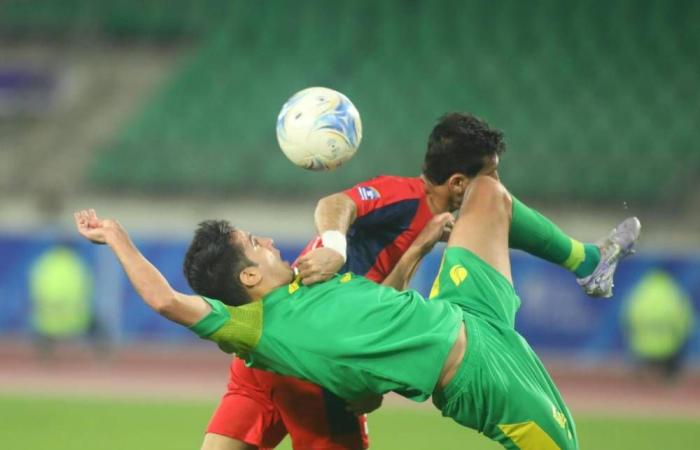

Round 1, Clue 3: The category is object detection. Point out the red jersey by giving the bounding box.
[297,175,434,282]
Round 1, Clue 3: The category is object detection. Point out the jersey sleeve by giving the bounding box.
[343,175,422,219]
[189,297,230,337]
[189,297,263,355]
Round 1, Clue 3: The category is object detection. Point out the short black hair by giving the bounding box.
[422,112,506,184]
[183,220,254,306]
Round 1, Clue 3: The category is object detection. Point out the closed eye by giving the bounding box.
[248,233,258,249]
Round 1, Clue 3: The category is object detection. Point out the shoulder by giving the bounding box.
[354,175,425,200]
[189,298,264,355]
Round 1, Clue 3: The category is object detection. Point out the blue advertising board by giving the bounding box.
[1,234,698,361]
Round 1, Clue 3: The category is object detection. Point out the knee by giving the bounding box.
[460,176,512,220]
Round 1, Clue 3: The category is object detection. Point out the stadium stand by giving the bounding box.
[2,0,698,203]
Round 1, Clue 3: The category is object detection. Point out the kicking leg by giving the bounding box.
[509,196,640,297]
[509,196,600,279]
[448,176,513,284]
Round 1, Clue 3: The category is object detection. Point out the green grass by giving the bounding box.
[1,394,697,450]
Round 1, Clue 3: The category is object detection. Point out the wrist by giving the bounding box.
[413,246,428,258]
[105,227,128,248]
[411,240,433,257]
[321,230,347,262]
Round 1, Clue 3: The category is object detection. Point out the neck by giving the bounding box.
[426,192,441,215]
[247,268,295,299]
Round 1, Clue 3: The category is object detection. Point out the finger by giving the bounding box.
[301,274,322,285]
[440,212,454,223]
[74,213,87,233]
[88,209,98,224]
[296,259,311,272]
[88,209,100,227]
[297,264,314,278]
[306,270,335,285]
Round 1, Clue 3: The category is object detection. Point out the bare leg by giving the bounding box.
[447,176,513,284]
[201,433,258,450]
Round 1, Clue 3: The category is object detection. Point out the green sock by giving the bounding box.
[509,196,600,278]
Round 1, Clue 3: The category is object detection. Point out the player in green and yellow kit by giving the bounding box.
[74,175,639,449]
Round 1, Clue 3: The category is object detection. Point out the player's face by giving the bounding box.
[424,155,501,212]
[422,175,452,214]
[235,230,292,280]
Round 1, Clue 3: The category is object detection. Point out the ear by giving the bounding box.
[239,266,262,288]
[446,173,469,195]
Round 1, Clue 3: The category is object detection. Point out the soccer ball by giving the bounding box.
[276,87,362,171]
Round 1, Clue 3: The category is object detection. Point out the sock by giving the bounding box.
[509,196,600,278]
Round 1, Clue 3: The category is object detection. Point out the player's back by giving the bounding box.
[245,273,462,401]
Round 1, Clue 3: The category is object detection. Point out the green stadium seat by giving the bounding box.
[3,0,697,203]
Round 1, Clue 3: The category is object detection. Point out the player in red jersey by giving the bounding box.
[202,113,638,450]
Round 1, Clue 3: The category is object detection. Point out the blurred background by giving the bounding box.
[1,1,698,449]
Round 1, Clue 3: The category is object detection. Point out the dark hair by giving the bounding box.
[422,112,506,184]
[183,220,254,306]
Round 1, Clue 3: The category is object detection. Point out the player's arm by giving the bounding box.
[382,212,454,290]
[73,209,210,326]
[296,192,357,285]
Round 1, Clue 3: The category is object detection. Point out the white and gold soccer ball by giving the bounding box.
[276,87,362,171]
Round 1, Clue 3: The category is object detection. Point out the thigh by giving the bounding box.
[482,321,579,449]
[272,376,368,450]
[437,318,578,450]
[205,359,287,449]
[448,176,512,284]
[495,383,578,450]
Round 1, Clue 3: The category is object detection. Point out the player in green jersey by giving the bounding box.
[203,112,640,450]
[74,174,638,449]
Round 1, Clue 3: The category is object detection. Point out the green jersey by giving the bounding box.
[190,273,463,401]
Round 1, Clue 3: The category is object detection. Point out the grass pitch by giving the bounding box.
[2,394,697,449]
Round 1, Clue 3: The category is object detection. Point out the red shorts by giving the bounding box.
[207,358,369,450]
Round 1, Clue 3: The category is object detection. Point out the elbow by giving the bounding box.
[319,192,353,208]
[316,193,338,210]
[316,193,357,221]
[151,292,179,317]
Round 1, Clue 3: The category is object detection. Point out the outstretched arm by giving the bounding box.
[74,209,210,326]
[296,192,357,285]
[382,212,454,290]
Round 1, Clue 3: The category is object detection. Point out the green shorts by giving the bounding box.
[430,247,579,450]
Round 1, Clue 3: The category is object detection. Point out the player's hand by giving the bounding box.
[74,209,126,245]
[413,212,455,255]
[346,394,383,415]
[296,247,345,285]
